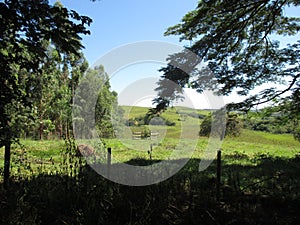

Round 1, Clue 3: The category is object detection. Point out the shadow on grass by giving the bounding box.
[126,157,162,166]
[0,154,299,225]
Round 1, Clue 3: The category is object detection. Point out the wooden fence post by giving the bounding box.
[216,149,221,201]
[107,147,111,178]
[149,144,153,160]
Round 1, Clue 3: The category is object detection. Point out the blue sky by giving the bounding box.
[52,0,199,64]
[52,0,299,64]
[52,0,299,108]
[51,0,204,107]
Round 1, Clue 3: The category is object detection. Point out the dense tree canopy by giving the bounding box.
[0,0,92,143]
[73,66,123,139]
[0,0,92,186]
[153,0,300,113]
[30,46,88,140]
[151,0,300,140]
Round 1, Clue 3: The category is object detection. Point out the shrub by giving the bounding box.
[199,114,212,136]
[199,112,242,137]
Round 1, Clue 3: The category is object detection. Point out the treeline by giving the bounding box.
[125,116,176,127]
[22,47,88,140]
[10,46,120,140]
[242,105,300,137]
[199,105,300,141]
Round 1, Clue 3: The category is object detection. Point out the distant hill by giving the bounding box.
[120,105,212,121]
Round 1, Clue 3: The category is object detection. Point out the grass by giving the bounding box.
[222,129,299,157]
[0,139,65,179]
[0,128,298,179]
[109,128,299,163]
[20,139,64,158]
[0,106,299,224]
[2,105,297,172]
[0,128,299,224]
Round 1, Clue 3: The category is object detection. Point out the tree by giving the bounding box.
[73,66,123,139]
[94,66,122,138]
[20,45,82,140]
[152,0,300,137]
[200,112,241,137]
[0,0,92,187]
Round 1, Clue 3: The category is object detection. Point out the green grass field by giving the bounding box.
[0,128,298,180]
[1,106,299,224]
[1,105,299,177]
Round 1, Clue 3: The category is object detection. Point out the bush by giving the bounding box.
[226,113,242,137]
[199,114,212,136]
[199,112,242,137]
[126,116,176,127]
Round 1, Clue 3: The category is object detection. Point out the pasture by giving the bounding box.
[0,129,299,178]
[0,106,299,225]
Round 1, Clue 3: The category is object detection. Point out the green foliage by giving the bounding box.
[277,91,300,141]
[243,114,291,134]
[7,43,89,141]
[127,115,176,127]
[0,0,92,184]
[294,125,300,141]
[226,113,242,137]
[141,126,151,138]
[152,0,300,122]
[200,112,242,137]
[243,99,300,140]
[74,66,123,139]
[199,114,212,137]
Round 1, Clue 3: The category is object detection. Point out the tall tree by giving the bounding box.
[0,0,92,187]
[153,0,300,115]
[73,66,122,139]
[39,2,89,140]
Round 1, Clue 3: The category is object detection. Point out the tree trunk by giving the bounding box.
[39,121,44,140]
[58,123,62,140]
[4,141,11,188]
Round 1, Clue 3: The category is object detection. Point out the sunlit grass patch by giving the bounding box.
[0,127,299,181]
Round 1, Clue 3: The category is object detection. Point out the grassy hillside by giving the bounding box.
[120,105,211,139]
[121,105,211,120]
